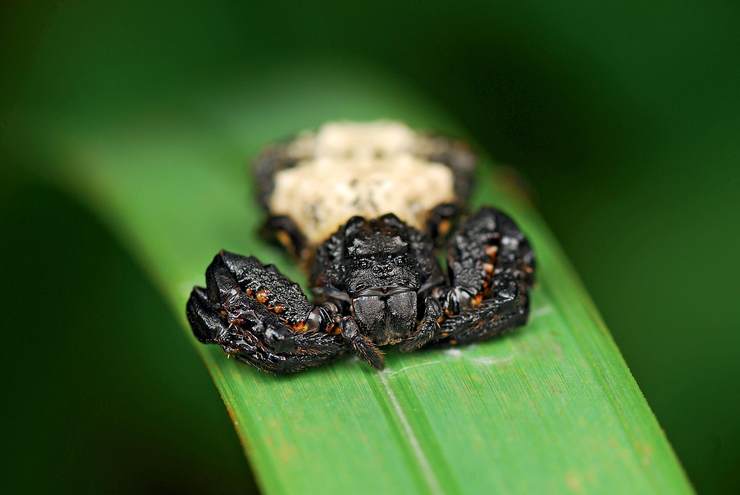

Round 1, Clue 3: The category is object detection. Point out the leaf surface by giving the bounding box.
[40,66,691,494]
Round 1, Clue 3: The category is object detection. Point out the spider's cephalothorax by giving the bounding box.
[187,121,535,373]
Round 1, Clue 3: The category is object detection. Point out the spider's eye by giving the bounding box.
[357,258,372,269]
[393,255,405,265]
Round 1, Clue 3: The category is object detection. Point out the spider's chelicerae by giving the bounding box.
[186,121,535,373]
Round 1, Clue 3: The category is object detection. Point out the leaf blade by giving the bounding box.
[42,66,692,494]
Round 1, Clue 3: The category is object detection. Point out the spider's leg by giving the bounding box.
[419,207,535,347]
[425,203,462,246]
[450,206,533,289]
[253,143,309,260]
[426,136,477,201]
[339,316,385,370]
[399,297,442,352]
[253,142,295,209]
[260,214,308,260]
[186,251,348,374]
[437,273,529,345]
[442,206,535,343]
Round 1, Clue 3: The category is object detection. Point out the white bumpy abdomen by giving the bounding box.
[269,121,456,244]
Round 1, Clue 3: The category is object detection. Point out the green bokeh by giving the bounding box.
[2,1,739,493]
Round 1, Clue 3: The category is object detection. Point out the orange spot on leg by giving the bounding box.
[292,322,308,333]
[276,231,293,250]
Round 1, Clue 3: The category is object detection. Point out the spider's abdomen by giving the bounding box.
[265,122,460,245]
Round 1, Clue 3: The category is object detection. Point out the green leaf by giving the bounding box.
[37,65,691,494]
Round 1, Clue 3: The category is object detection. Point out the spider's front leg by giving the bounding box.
[439,207,535,344]
[186,251,348,374]
[402,207,535,351]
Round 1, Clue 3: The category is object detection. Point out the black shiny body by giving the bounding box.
[186,131,536,373]
[187,208,535,373]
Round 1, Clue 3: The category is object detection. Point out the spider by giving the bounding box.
[186,121,535,373]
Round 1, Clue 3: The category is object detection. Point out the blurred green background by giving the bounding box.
[2,1,739,493]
